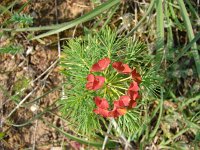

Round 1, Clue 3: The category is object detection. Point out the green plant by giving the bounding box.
[59,27,161,143]
[11,77,30,104]
[0,44,23,54]
[0,4,33,55]
[10,13,33,27]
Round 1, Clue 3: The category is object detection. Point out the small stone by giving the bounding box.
[26,46,34,56]
[30,104,39,112]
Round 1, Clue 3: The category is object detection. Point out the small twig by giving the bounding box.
[102,121,112,150]
[54,1,66,149]
[32,117,38,150]
[110,118,132,149]
[32,67,51,150]
[6,85,39,119]
[1,59,58,107]
[55,0,61,58]
[72,25,78,38]
[32,59,59,83]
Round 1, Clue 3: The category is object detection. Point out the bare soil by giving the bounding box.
[0,0,92,149]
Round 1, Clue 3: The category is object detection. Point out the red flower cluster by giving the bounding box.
[86,57,142,118]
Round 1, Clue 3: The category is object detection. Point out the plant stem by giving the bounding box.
[43,118,116,148]
[155,0,165,70]
[110,85,127,90]
[102,121,112,150]
[177,0,200,78]
[6,86,39,119]
[180,94,200,110]
[160,127,190,146]
[112,76,131,83]
[110,118,132,149]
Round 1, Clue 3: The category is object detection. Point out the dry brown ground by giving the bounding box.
[0,0,92,149]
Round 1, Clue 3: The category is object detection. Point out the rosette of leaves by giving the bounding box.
[59,27,161,140]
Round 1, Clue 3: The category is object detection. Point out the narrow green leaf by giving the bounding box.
[165,2,173,50]
[180,94,200,110]
[184,0,200,19]
[174,32,200,63]
[0,0,17,15]
[31,0,120,40]
[43,119,117,148]
[177,0,200,78]
[150,87,163,139]
[1,0,120,32]
[155,0,165,69]
[168,0,184,31]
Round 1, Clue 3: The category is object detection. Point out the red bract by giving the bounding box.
[94,96,109,109]
[109,96,129,117]
[128,90,139,101]
[128,99,137,108]
[132,69,142,84]
[90,57,111,72]
[127,81,139,108]
[112,62,132,74]
[115,95,130,107]
[128,81,139,92]
[110,108,127,118]
[93,97,110,117]
[86,74,105,90]
[94,108,110,118]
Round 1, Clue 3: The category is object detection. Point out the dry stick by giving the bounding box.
[2,59,59,107]
[102,121,112,150]
[32,77,49,150]
[110,118,132,150]
[6,85,39,119]
[54,0,67,148]
[32,59,59,83]
[55,0,61,58]
[72,25,78,38]
[32,113,38,150]
[30,59,58,85]
[32,49,60,149]
[4,54,58,120]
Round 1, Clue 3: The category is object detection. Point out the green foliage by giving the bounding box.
[0,132,5,140]
[0,44,23,54]
[59,27,161,139]
[117,109,141,139]
[10,13,33,27]
[11,77,30,103]
[195,131,200,142]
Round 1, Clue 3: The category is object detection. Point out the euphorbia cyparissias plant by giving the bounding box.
[86,57,142,118]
